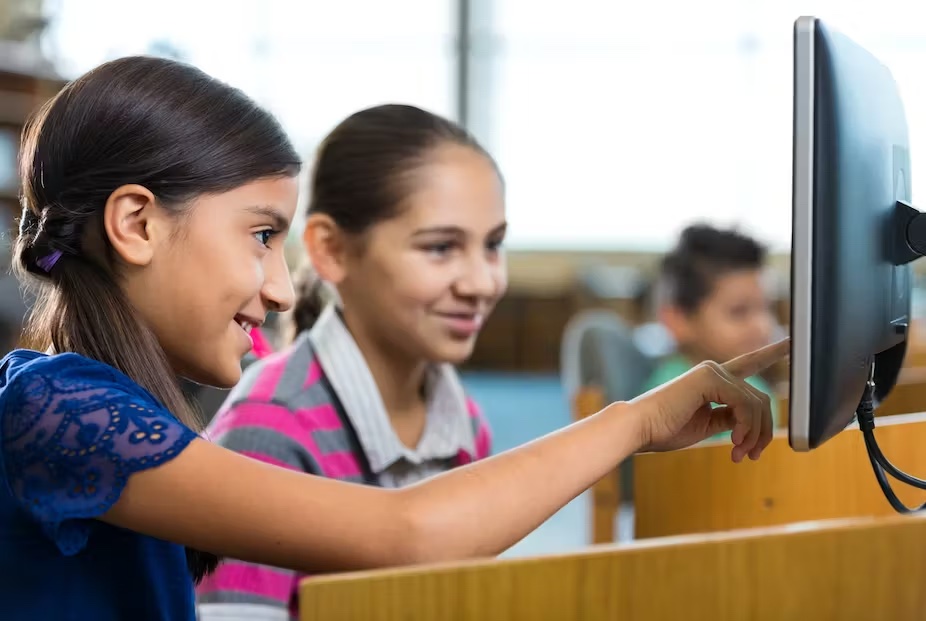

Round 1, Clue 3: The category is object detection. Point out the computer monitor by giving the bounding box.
[789,16,924,452]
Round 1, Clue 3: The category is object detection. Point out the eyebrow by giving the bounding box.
[246,205,291,232]
[413,222,508,237]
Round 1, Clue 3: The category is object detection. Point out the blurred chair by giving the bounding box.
[560,309,658,405]
[561,309,668,542]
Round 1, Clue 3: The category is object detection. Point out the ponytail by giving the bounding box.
[288,264,336,341]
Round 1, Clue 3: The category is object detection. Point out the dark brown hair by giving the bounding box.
[659,223,767,314]
[293,104,499,333]
[13,56,301,582]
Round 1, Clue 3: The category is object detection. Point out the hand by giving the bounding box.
[631,338,790,462]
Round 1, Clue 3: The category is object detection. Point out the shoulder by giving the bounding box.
[3,349,139,385]
[431,365,491,460]
[1,350,162,414]
[463,394,492,459]
[1,351,168,457]
[0,351,197,555]
[0,351,190,455]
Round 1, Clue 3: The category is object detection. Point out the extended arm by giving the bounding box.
[9,340,785,575]
[104,399,641,573]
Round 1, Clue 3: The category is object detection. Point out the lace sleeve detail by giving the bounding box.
[1,367,197,555]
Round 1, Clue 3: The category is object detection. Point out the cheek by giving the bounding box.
[698,314,737,346]
[209,247,265,305]
[729,319,764,348]
[371,256,448,304]
[250,260,267,291]
[149,245,210,312]
[398,270,451,306]
[493,266,509,298]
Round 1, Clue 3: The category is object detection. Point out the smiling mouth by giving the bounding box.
[436,311,484,332]
[233,315,258,334]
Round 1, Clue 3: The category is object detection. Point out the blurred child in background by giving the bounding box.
[644,224,779,438]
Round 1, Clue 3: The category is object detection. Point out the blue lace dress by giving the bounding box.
[0,349,199,620]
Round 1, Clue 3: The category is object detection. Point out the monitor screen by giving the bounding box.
[789,16,914,451]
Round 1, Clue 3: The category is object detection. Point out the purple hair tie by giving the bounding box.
[36,250,63,273]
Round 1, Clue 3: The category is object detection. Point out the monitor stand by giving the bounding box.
[857,201,926,513]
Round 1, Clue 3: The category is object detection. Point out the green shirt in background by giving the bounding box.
[642,354,780,442]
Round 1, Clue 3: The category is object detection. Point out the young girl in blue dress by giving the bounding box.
[0,55,785,621]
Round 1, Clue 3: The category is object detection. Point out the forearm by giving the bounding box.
[101,402,642,575]
[399,401,641,562]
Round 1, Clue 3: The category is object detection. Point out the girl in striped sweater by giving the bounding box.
[196,105,503,621]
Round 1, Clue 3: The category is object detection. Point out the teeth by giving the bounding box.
[236,320,253,333]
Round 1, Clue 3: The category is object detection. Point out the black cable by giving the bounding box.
[864,433,926,513]
[858,376,926,512]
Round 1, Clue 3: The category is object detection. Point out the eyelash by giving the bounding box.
[424,239,504,256]
[426,242,454,256]
[254,229,279,248]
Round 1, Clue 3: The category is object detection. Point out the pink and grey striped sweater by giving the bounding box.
[196,306,491,621]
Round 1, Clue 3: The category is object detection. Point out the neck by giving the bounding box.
[339,307,429,419]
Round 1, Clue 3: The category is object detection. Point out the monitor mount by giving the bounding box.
[859,200,926,512]
[892,200,926,266]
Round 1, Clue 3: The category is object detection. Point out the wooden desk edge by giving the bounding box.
[299,513,926,590]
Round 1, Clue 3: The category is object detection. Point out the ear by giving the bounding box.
[102,184,166,267]
[303,213,349,285]
[658,304,695,345]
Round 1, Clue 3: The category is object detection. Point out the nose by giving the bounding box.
[261,253,296,314]
[456,253,503,300]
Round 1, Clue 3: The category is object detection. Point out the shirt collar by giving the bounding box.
[307,304,476,473]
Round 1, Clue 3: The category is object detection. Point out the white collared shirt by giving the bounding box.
[307,304,476,488]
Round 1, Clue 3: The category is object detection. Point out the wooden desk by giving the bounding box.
[300,514,926,621]
[635,411,926,539]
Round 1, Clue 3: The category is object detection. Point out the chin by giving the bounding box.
[433,340,478,366]
[205,366,242,389]
[178,358,242,389]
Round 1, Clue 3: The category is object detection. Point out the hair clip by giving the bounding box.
[36,250,63,273]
